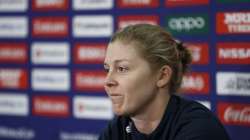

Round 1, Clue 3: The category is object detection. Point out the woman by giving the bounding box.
[99,24,230,140]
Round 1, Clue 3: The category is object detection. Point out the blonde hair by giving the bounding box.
[110,24,192,93]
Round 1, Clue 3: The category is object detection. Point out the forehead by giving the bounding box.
[104,41,143,63]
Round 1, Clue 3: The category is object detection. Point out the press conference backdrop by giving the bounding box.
[0,0,250,140]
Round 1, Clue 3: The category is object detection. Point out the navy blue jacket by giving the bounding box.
[99,95,231,140]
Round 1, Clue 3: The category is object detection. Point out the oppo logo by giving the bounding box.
[169,17,205,31]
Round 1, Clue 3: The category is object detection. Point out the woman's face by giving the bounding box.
[104,40,160,116]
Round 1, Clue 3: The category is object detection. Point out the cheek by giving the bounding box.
[120,77,156,115]
[121,75,153,102]
[119,78,140,103]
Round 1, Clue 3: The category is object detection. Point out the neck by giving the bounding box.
[131,90,170,134]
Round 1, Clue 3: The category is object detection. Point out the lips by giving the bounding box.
[109,93,123,105]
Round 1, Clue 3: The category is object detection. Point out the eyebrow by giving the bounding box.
[104,59,130,66]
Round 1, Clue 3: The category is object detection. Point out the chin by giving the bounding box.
[114,111,124,116]
[112,107,123,116]
[114,108,131,117]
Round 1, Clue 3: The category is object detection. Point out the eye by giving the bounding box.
[117,66,128,73]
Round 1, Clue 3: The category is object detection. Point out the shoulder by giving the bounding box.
[169,95,213,123]
[175,95,212,119]
[98,116,129,140]
[172,95,231,140]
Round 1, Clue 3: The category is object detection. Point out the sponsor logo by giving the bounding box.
[73,96,113,120]
[165,14,209,35]
[60,131,98,140]
[0,93,28,116]
[73,0,113,10]
[117,0,159,8]
[32,68,70,91]
[73,15,113,37]
[217,12,250,34]
[32,42,70,65]
[218,102,250,127]
[74,43,106,64]
[165,0,209,7]
[32,0,68,11]
[184,42,209,65]
[118,15,159,29]
[197,100,211,110]
[0,69,28,89]
[217,42,250,64]
[32,17,68,37]
[32,95,69,117]
[74,71,106,91]
[0,0,28,12]
[0,126,35,140]
[0,42,27,63]
[0,16,28,38]
[181,72,210,94]
[217,0,250,3]
[216,72,250,96]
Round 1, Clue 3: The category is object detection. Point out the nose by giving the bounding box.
[104,71,118,88]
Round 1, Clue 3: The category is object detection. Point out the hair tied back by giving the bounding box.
[174,39,192,73]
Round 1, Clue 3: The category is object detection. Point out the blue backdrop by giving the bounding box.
[0,0,249,140]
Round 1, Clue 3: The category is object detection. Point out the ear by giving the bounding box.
[156,65,172,88]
